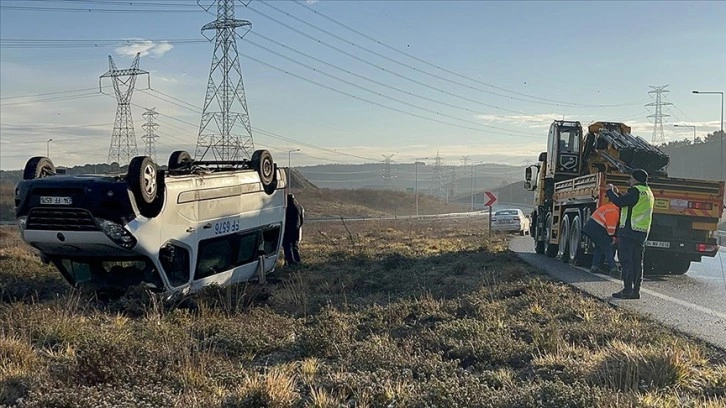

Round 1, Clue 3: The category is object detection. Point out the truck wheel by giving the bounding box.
[557,215,571,263]
[662,255,691,275]
[534,215,545,254]
[643,254,690,276]
[544,214,558,257]
[569,214,590,266]
[128,156,162,217]
[23,156,55,180]
[168,150,192,171]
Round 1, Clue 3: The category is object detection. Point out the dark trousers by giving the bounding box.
[584,223,616,270]
[283,239,301,265]
[617,237,645,293]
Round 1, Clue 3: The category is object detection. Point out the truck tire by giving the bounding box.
[557,215,571,263]
[569,214,591,266]
[23,156,55,180]
[533,212,545,254]
[669,260,691,275]
[544,214,558,257]
[643,253,690,276]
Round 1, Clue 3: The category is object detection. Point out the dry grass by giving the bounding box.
[0,217,724,407]
[294,188,470,218]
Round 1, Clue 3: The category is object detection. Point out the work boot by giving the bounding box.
[608,266,620,277]
[625,291,640,299]
[612,289,631,299]
[589,266,602,274]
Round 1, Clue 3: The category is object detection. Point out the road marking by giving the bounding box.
[581,267,726,321]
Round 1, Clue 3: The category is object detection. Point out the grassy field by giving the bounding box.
[1,219,726,407]
[292,188,470,219]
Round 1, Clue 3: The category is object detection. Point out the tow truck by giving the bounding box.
[524,121,725,275]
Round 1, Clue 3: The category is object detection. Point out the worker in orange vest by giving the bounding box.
[583,202,620,275]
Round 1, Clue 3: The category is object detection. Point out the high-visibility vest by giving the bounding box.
[619,184,654,233]
[591,203,620,236]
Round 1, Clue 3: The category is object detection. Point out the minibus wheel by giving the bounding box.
[23,156,55,180]
[168,150,192,171]
[251,150,276,193]
[128,156,162,216]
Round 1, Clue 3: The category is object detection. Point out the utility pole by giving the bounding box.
[141,108,159,161]
[646,85,673,144]
[100,52,148,164]
[195,0,254,161]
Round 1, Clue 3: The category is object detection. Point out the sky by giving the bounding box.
[1,0,725,171]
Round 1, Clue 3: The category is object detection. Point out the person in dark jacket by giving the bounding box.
[283,194,304,266]
[606,169,654,299]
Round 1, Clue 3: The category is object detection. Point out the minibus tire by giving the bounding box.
[23,156,55,180]
[251,150,275,190]
[168,150,192,171]
[128,156,160,217]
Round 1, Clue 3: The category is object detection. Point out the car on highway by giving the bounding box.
[14,150,287,297]
[491,208,531,236]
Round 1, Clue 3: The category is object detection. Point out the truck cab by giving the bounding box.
[545,120,583,179]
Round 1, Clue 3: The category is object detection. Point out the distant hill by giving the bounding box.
[295,162,526,195]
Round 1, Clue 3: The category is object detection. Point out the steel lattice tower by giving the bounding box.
[141,108,160,161]
[646,85,673,144]
[100,53,148,164]
[195,0,254,161]
[429,152,446,199]
[382,154,395,189]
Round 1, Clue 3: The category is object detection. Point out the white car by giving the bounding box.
[15,150,287,296]
[491,209,531,235]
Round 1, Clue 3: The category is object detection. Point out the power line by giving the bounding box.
[0,86,99,100]
[237,50,538,138]
[0,38,206,49]
[0,92,104,107]
[248,32,524,116]
[256,1,645,109]
[241,35,534,135]
[311,3,644,108]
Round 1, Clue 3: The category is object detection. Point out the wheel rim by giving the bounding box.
[569,216,581,261]
[143,164,157,196]
[262,157,273,180]
[39,165,54,178]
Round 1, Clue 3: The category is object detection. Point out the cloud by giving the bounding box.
[115,40,174,58]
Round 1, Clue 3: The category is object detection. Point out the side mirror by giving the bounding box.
[525,167,533,182]
[524,181,532,190]
[538,152,547,162]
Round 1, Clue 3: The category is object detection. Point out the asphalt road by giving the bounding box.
[511,236,726,350]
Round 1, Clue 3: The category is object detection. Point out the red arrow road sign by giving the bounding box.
[484,191,497,207]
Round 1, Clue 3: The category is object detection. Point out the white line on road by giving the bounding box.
[582,266,726,321]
